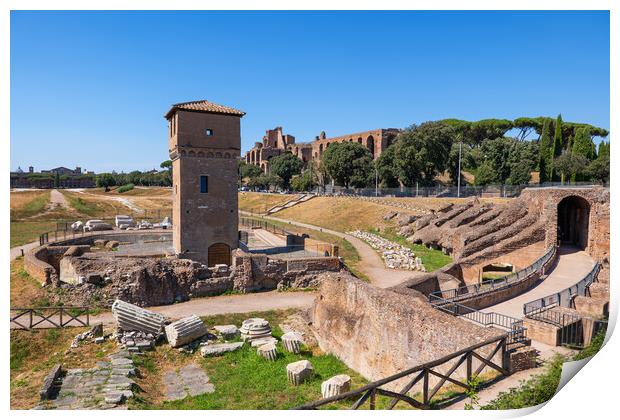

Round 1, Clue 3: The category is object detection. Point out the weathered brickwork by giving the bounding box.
[244,126,400,173]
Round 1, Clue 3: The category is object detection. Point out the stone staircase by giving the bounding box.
[266,194,315,214]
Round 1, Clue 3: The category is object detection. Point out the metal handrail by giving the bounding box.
[523,261,601,317]
[429,246,556,304]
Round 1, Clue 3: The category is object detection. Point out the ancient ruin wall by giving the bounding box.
[311,273,502,390]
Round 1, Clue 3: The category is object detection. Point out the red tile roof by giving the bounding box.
[164,100,245,119]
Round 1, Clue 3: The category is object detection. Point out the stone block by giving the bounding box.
[257,343,278,361]
[286,360,313,386]
[200,342,244,357]
[250,336,278,347]
[574,296,608,318]
[281,332,303,354]
[321,374,351,398]
[165,314,208,348]
[213,324,239,340]
[40,364,63,401]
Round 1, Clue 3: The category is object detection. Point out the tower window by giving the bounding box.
[200,175,209,193]
[205,129,214,136]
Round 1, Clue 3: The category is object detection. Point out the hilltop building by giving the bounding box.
[244,127,400,173]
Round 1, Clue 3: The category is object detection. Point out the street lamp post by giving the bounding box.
[457,140,462,198]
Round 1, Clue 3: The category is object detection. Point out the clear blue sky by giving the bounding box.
[11,10,609,173]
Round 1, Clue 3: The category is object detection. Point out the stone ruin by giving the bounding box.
[348,230,425,271]
[26,231,344,307]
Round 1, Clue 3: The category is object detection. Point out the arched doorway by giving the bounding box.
[557,196,590,250]
[208,243,231,266]
[367,135,375,159]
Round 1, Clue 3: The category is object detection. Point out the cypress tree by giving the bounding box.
[572,127,592,159]
[538,118,551,183]
[550,114,564,180]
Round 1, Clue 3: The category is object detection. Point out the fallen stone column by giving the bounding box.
[165,315,208,348]
[281,332,303,354]
[240,318,272,342]
[111,299,166,336]
[257,343,278,361]
[321,374,351,398]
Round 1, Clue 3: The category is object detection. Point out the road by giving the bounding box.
[482,246,595,319]
[241,211,423,289]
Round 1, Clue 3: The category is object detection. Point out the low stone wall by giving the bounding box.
[311,272,504,391]
[24,232,342,307]
[388,262,464,297]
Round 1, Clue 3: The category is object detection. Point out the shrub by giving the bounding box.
[117,183,135,193]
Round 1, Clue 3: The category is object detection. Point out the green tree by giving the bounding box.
[475,160,498,186]
[375,145,400,188]
[392,122,455,186]
[269,153,303,189]
[553,151,588,184]
[160,160,172,171]
[538,118,552,183]
[321,142,373,188]
[238,160,263,180]
[290,170,317,192]
[550,114,564,180]
[96,173,117,188]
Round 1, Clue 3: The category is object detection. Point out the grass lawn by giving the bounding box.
[238,192,297,214]
[10,220,58,248]
[10,257,51,307]
[10,327,117,409]
[10,190,51,219]
[370,227,453,272]
[129,309,373,410]
[274,196,403,232]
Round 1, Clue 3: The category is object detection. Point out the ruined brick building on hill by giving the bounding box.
[244,126,401,173]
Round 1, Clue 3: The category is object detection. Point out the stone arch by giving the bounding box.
[319,144,324,155]
[180,149,187,156]
[208,243,231,266]
[188,150,196,157]
[366,135,375,158]
[224,152,231,158]
[215,152,222,158]
[197,151,205,157]
[357,137,362,144]
[206,152,214,158]
[557,195,590,250]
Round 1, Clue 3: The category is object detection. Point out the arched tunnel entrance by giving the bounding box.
[557,195,590,250]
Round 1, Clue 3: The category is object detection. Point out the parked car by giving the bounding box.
[84,219,113,232]
[115,215,135,228]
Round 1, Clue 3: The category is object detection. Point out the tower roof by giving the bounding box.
[164,100,245,119]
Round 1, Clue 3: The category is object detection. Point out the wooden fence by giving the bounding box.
[295,334,509,410]
[10,307,90,330]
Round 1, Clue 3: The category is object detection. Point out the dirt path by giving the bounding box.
[241,211,423,288]
[89,290,316,325]
[50,189,70,210]
[10,241,40,261]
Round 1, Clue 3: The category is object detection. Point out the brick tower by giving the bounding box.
[164,100,245,266]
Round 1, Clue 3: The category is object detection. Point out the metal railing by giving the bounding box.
[430,298,527,346]
[295,334,509,410]
[429,246,556,305]
[523,261,601,317]
[312,182,606,199]
[10,306,90,330]
[239,217,292,236]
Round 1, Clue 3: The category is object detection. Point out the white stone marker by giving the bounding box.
[286,360,313,386]
[257,343,278,361]
[321,374,351,398]
[281,332,303,354]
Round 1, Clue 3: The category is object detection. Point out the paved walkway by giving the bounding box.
[482,246,595,319]
[89,290,316,326]
[241,211,423,289]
